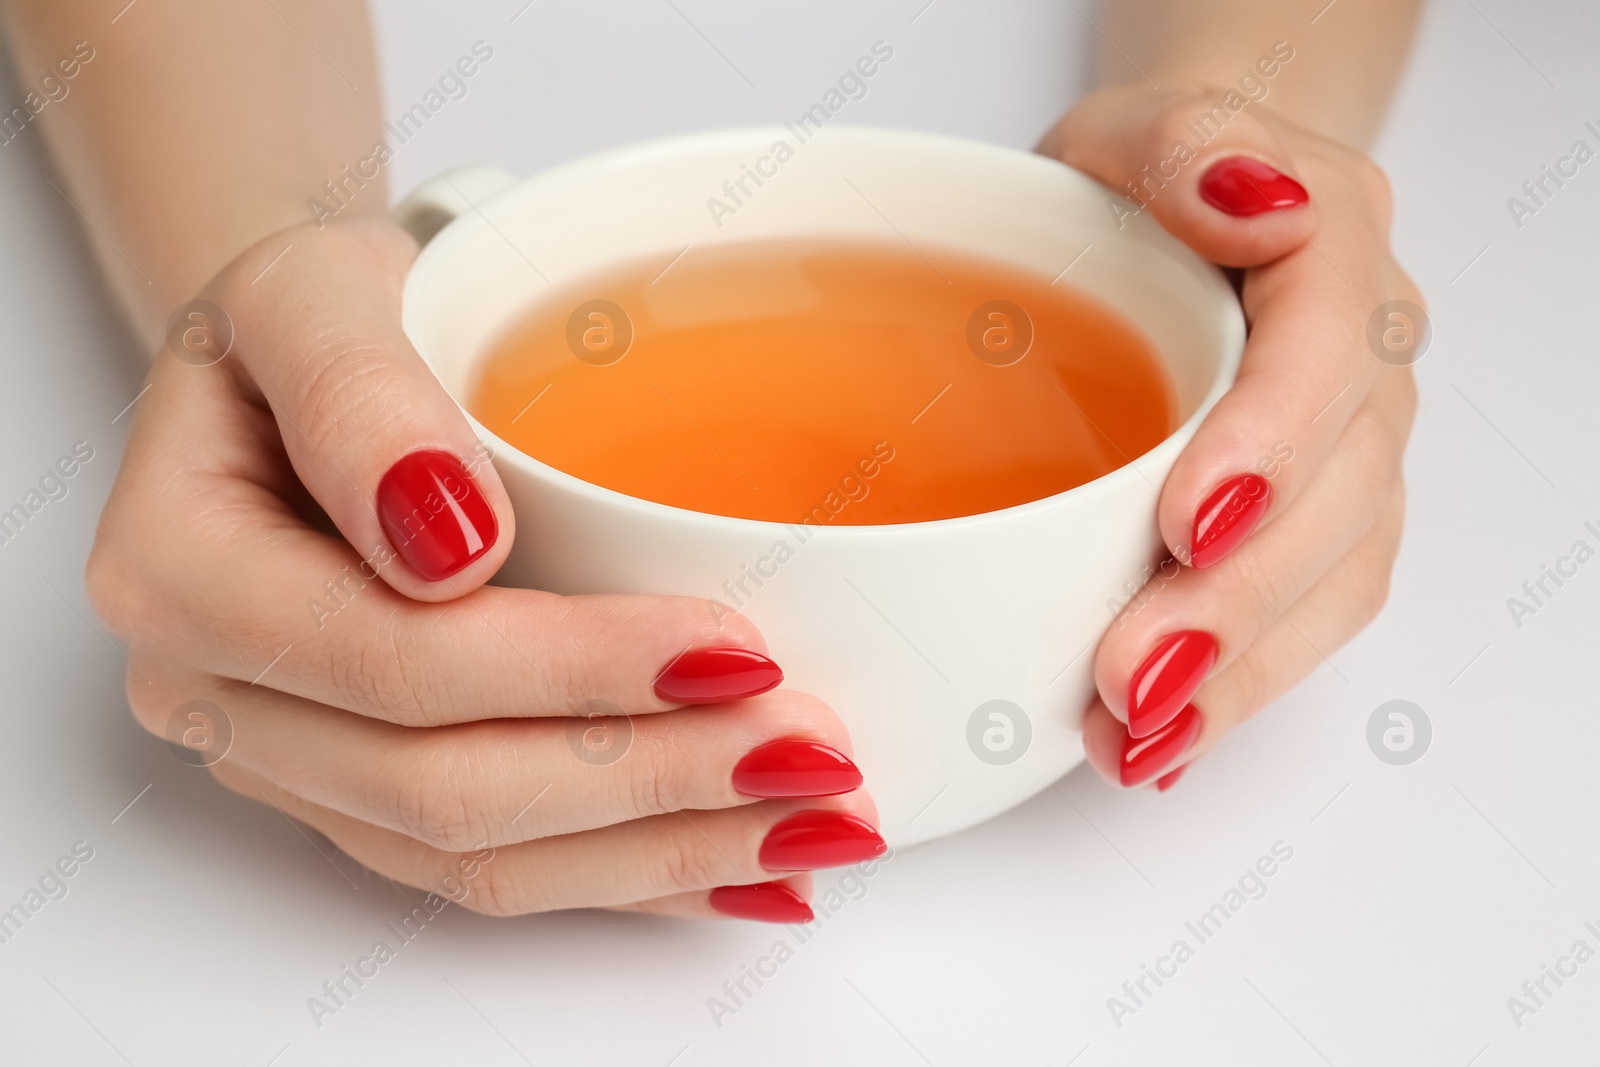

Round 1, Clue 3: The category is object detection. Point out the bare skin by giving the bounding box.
[3,0,1421,915]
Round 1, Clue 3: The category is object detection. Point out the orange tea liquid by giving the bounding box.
[469,240,1176,525]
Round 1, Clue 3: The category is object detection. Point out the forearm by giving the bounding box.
[1096,0,1424,147]
[1,0,384,346]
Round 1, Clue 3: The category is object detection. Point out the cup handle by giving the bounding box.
[392,166,517,249]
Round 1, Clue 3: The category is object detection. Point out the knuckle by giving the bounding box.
[1232,544,1292,622]
[1345,404,1394,475]
[1219,647,1272,724]
[208,245,260,310]
[1148,92,1221,159]
[620,738,683,821]
[1347,397,1411,492]
[1356,514,1405,624]
[504,595,600,712]
[122,663,166,736]
[1155,89,1233,141]
[454,863,529,918]
[213,221,356,304]
[390,752,488,852]
[346,615,442,726]
[84,533,148,639]
[654,819,727,895]
[1353,157,1395,227]
[1359,560,1395,624]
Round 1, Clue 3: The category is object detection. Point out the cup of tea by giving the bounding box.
[396,126,1244,847]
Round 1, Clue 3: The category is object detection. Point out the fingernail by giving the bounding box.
[1191,473,1272,570]
[1122,704,1202,787]
[1156,764,1189,792]
[709,881,814,924]
[1128,630,1218,739]
[733,739,862,798]
[653,647,784,705]
[1198,157,1309,216]
[759,811,886,872]
[377,449,498,581]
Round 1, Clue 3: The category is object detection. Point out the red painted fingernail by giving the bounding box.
[759,811,886,872]
[1122,704,1202,787]
[1156,764,1188,792]
[653,647,783,705]
[376,449,498,582]
[733,739,862,798]
[1198,157,1309,216]
[1191,473,1272,570]
[709,881,814,924]
[1127,630,1217,739]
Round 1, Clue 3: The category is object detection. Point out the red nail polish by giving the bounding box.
[733,739,862,798]
[709,881,814,924]
[1156,764,1188,792]
[759,811,886,872]
[654,647,783,705]
[1191,473,1271,570]
[1198,157,1309,216]
[376,449,498,582]
[1127,630,1217,739]
[1122,704,1202,787]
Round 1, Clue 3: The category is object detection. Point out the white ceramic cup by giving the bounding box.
[397,125,1244,847]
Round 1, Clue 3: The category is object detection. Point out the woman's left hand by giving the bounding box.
[1037,84,1422,790]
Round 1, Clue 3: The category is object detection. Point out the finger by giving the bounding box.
[113,447,778,725]
[1183,486,1405,757]
[613,876,816,923]
[1095,371,1412,731]
[1082,488,1405,787]
[1041,84,1318,267]
[1045,84,1418,576]
[217,575,776,727]
[99,291,780,727]
[129,673,859,849]
[209,762,884,915]
[209,218,513,600]
[1151,166,1417,573]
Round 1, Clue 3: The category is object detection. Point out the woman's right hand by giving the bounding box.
[87,218,883,924]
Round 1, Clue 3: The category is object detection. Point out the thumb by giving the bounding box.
[202,217,513,602]
[1040,85,1318,268]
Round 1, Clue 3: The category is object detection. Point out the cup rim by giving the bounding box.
[406,124,1246,538]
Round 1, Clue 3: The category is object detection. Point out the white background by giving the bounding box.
[0,1,1596,1063]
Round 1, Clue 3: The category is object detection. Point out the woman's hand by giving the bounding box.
[87,218,882,922]
[1037,85,1421,790]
